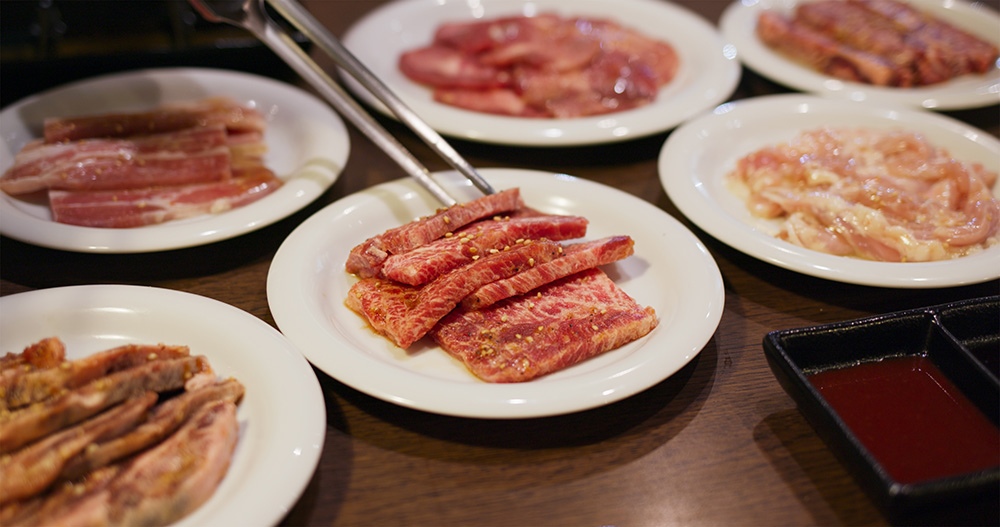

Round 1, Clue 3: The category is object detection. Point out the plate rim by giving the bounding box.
[657,93,1000,288]
[0,283,326,527]
[0,66,349,254]
[340,0,742,146]
[266,167,725,419]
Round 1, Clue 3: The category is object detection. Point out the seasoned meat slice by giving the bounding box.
[0,355,208,453]
[346,188,523,278]
[431,268,657,382]
[347,239,564,348]
[461,235,635,309]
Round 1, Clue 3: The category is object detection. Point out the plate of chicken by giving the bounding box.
[0,67,349,253]
[658,94,1000,288]
[719,0,1000,110]
[340,0,741,146]
[0,284,325,526]
[266,168,725,418]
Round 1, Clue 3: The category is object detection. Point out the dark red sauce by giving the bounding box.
[808,355,1000,484]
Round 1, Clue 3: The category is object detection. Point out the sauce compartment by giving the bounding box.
[763,296,1000,522]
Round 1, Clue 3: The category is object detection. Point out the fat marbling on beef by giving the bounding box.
[344,187,657,381]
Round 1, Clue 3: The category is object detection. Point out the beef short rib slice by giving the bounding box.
[345,188,523,279]
[380,213,589,286]
[347,239,564,348]
[460,235,634,309]
[431,267,657,382]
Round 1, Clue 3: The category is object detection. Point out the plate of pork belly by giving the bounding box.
[339,0,741,146]
[0,67,349,253]
[658,94,1000,288]
[267,168,725,418]
[720,0,1000,110]
[0,285,325,526]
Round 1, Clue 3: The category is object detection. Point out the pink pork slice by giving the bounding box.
[43,96,267,143]
[346,239,564,349]
[431,267,658,383]
[380,212,589,286]
[346,188,522,279]
[0,125,232,195]
[49,169,282,228]
[460,235,635,310]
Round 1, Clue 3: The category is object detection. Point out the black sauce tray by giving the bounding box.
[763,296,999,524]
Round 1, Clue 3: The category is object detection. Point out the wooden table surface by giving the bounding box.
[2,1,998,525]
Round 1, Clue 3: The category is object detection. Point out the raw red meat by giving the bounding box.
[346,239,564,348]
[380,212,589,285]
[431,268,658,382]
[461,235,635,309]
[346,188,522,278]
[398,13,678,118]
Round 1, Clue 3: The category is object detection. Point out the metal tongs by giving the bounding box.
[187,0,495,206]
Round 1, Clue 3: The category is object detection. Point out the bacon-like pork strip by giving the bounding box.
[0,392,157,505]
[43,96,266,143]
[432,268,658,382]
[0,125,232,195]
[0,337,66,372]
[0,355,208,453]
[346,188,522,278]
[1,343,189,412]
[347,239,564,348]
[381,213,589,285]
[461,235,635,309]
[48,169,283,228]
[59,378,245,482]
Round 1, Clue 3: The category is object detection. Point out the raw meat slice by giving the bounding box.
[380,213,589,285]
[58,378,245,482]
[0,355,209,453]
[48,170,283,228]
[399,46,507,89]
[461,235,635,309]
[0,392,157,504]
[1,343,190,411]
[43,96,266,143]
[431,267,658,382]
[346,188,522,278]
[346,239,564,348]
[756,11,900,86]
[0,337,65,372]
[0,125,232,195]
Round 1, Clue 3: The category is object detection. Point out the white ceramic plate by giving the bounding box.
[658,94,1000,288]
[719,0,1000,110]
[267,168,724,418]
[0,68,349,253]
[0,285,325,527]
[341,0,741,146]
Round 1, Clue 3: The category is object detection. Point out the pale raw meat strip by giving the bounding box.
[43,96,266,143]
[0,125,232,195]
[48,170,282,228]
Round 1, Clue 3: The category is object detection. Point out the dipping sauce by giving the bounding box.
[809,355,1000,484]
